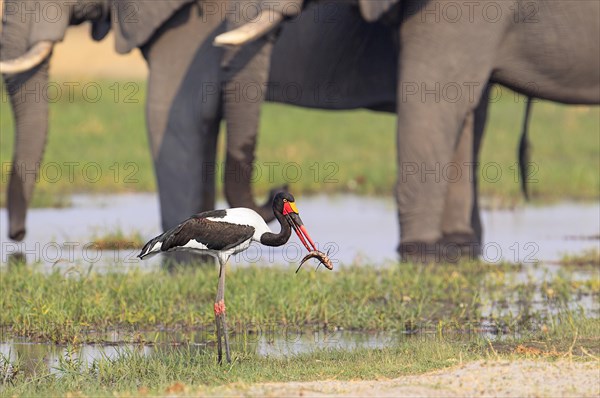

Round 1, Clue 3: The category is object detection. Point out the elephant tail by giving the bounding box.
[518,97,533,201]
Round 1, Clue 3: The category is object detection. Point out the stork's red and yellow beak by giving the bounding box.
[282,201,299,216]
[283,201,317,252]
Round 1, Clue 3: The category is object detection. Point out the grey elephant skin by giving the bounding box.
[355,0,599,261]
[221,0,599,261]
[214,1,484,263]
[1,0,190,242]
[0,0,526,262]
[0,0,303,243]
[1,0,407,252]
[5,0,597,264]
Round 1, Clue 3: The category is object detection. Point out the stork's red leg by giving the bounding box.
[215,309,223,363]
[215,297,223,363]
[215,262,231,364]
[222,310,231,362]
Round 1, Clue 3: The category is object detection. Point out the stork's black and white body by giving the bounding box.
[139,208,270,265]
[138,192,317,363]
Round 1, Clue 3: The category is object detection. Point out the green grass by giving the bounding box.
[1,80,598,206]
[1,317,597,397]
[1,261,598,343]
[1,258,598,396]
[559,248,600,267]
[89,227,145,250]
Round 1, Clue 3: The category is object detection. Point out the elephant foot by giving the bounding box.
[398,233,480,264]
[398,242,441,264]
[439,232,481,263]
[9,228,26,242]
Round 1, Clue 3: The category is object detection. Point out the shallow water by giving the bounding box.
[1,303,597,378]
[0,325,515,377]
[0,329,390,377]
[0,194,598,269]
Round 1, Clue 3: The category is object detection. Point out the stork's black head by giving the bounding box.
[271,192,317,253]
[272,192,296,215]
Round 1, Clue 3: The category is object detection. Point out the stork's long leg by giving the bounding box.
[215,309,223,362]
[215,260,231,364]
[222,307,231,362]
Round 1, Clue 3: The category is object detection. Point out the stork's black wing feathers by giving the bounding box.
[196,209,227,219]
[160,215,255,252]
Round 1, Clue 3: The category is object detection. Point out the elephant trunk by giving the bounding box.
[1,11,52,241]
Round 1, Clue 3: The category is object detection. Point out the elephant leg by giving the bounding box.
[395,102,473,263]
[141,4,223,264]
[439,87,491,261]
[438,110,477,260]
[221,0,302,222]
[142,4,223,228]
[4,60,50,242]
[2,10,52,242]
[222,35,277,222]
[470,85,491,247]
[395,7,503,263]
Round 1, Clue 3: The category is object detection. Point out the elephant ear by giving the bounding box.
[112,0,192,54]
[28,2,70,44]
[358,0,398,22]
[27,0,111,43]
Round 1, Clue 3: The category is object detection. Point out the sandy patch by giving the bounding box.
[208,360,599,397]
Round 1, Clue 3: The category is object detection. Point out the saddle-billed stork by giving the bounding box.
[138,192,317,363]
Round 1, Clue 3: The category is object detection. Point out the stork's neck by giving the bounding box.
[260,210,292,247]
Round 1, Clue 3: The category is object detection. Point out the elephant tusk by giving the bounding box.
[214,9,284,47]
[0,41,54,74]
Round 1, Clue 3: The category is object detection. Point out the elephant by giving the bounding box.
[220,0,599,262]
[363,0,599,261]
[1,0,196,242]
[3,0,568,265]
[2,0,481,264]
[210,0,488,262]
[0,0,301,245]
